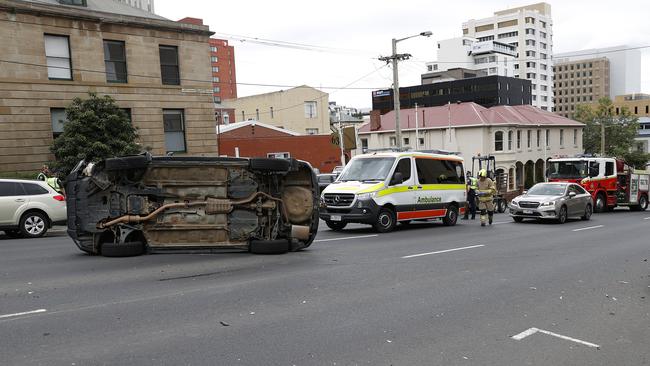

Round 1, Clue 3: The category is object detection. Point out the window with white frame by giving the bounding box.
[44,34,72,80]
[494,131,504,151]
[304,101,317,118]
[306,128,318,135]
[163,109,186,153]
[508,130,513,150]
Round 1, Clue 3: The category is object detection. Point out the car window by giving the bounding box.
[0,182,22,197]
[573,185,587,194]
[393,158,411,182]
[415,158,463,184]
[605,162,614,176]
[22,183,49,195]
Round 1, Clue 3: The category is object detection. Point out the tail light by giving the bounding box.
[53,195,66,202]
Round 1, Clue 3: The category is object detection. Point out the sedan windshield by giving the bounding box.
[337,157,395,182]
[527,184,567,196]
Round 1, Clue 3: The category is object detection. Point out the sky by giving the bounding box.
[155,0,650,109]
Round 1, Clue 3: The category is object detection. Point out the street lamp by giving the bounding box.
[379,31,432,150]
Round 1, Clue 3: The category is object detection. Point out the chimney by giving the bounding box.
[370,110,381,131]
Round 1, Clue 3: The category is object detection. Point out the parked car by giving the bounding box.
[0,179,67,238]
[317,173,338,194]
[66,154,319,256]
[332,165,345,175]
[509,182,592,224]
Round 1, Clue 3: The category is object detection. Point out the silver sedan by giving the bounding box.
[509,182,593,224]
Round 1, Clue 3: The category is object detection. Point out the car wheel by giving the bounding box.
[442,206,458,226]
[249,239,290,254]
[325,220,347,231]
[581,204,592,221]
[595,193,606,213]
[497,199,507,213]
[19,212,48,238]
[101,241,145,257]
[513,217,524,223]
[557,206,568,224]
[373,208,396,233]
[634,195,648,211]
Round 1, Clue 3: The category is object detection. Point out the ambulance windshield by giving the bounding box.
[338,157,396,182]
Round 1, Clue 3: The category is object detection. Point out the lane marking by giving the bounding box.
[401,244,485,259]
[0,309,47,319]
[644,217,650,220]
[492,221,512,225]
[572,225,604,232]
[314,234,379,243]
[512,327,600,349]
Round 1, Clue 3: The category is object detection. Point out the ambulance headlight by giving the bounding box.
[357,192,377,200]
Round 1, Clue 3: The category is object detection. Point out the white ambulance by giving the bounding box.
[319,151,467,232]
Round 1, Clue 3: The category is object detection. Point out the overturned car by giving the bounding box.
[66,154,319,256]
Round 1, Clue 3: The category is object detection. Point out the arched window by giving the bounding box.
[495,131,504,151]
[507,131,513,150]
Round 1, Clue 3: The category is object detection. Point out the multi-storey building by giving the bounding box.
[426,37,517,78]
[222,86,329,135]
[553,57,610,118]
[554,45,641,99]
[0,0,217,174]
[422,67,487,85]
[115,0,155,13]
[372,75,532,114]
[600,94,650,154]
[463,2,554,111]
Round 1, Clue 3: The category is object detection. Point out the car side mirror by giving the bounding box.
[568,191,577,198]
[390,172,404,186]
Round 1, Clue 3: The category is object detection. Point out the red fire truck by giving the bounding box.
[547,157,649,212]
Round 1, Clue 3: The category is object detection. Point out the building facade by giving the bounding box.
[115,0,155,13]
[217,120,344,173]
[372,75,532,114]
[463,2,554,111]
[358,103,584,189]
[425,37,517,78]
[554,45,642,99]
[602,94,650,155]
[0,0,217,174]
[223,86,329,135]
[422,68,487,85]
[553,57,610,118]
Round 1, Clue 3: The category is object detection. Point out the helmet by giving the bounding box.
[478,169,487,177]
[466,171,472,177]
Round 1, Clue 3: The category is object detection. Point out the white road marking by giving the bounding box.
[492,221,512,225]
[512,327,600,349]
[401,244,485,259]
[0,309,47,319]
[644,217,650,220]
[572,225,604,232]
[314,234,379,243]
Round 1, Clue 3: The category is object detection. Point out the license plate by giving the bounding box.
[330,215,342,221]
[523,210,533,214]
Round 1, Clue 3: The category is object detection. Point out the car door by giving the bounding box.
[388,157,416,219]
[0,182,26,225]
[566,185,582,216]
[573,184,591,213]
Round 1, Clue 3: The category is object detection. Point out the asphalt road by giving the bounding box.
[1,211,649,366]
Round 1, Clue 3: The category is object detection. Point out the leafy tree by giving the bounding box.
[51,93,140,176]
[573,97,650,168]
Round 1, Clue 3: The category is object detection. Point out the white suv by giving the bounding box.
[0,179,67,238]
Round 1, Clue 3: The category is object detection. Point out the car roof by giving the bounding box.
[353,151,464,162]
[0,178,48,185]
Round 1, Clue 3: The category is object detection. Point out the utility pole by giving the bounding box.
[338,111,345,166]
[415,103,419,150]
[601,119,606,156]
[378,31,432,151]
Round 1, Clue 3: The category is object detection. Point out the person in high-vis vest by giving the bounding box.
[37,165,64,195]
[462,171,478,220]
[476,169,496,226]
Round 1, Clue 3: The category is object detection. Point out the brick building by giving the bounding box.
[217,120,344,173]
[0,0,218,174]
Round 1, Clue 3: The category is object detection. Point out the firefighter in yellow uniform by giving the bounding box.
[476,169,496,226]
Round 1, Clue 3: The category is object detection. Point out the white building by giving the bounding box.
[115,0,155,13]
[462,2,554,111]
[555,45,642,99]
[359,103,584,190]
[426,37,517,78]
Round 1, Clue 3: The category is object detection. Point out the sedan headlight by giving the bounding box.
[510,200,519,207]
[357,192,377,200]
[540,201,556,207]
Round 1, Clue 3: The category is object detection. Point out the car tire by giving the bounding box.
[101,241,145,257]
[104,155,150,171]
[249,239,290,254]
[557,206,568,224]
[630,195,648,212]
[19,212,48,238]
[594,193,606,213]
[249,158,291,173]
[497,199,507,213]
[4,229,24,238]
[581,204,592,221]
[325,220,347,231]
[373,208,396,233]
[513,217,524,223]
[442,206,458,226]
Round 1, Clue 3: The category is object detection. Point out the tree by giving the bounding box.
[573,97,650,168]
[51,93,140,176]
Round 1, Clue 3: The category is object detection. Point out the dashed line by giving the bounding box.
[644,217,650,220]
[314,234,379,242]
[0,309,47,319]
[572,225,604,232]
[401,244,485,259]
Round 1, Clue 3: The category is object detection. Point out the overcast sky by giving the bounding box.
[156,0,650,109]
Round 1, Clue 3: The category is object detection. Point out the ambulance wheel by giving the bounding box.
[442,205,458,226]
[373,208,396,233]
[325,220,347,231]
